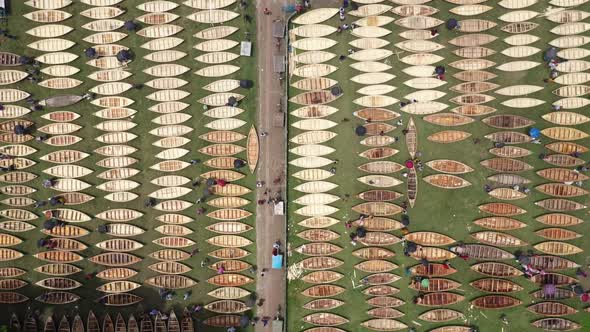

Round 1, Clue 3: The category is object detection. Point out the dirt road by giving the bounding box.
[255,0,288,330]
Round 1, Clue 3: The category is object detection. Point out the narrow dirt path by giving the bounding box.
[255,0,288,330]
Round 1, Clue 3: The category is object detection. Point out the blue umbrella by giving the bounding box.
[529,127,540,139]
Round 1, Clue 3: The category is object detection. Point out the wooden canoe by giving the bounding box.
[470,278,523,293]
[532,318,581,331]
[357,190,402,202]
[303,313,348,327]
[302,285,345,298]
[353,107,398,120]
[207,274,253,287]
[481,158,532,172]
[409,263,458,277]
[360,232,401,246]
[473,217,526,230]
[353,247,395,260]
[36,277,81,290]
[405,232,455,246]
[528,302,577,316]
[531,272,578,286]
[529,255,580,271]
[471,262,523,278]
[536,198,586,212]
[427,131,471,143]
[471,295,522,309]
[534,241,583,255]
[423,113,474,126]
[207,248,249,260]
[145,275,196,289]
[536,213,584,227]
[355,260,398,273]
[536,183,587,197]
[364,286,399,297]
[417,292,464,307]
[418,309,463,323]
[453,70,496,82]
[425,160,472,174]
[88,253,141,266]
[36,291,79,304]
[423,174,471,189]
[97,294,142,306]
[450,244,514,260]
[409,247,456,262]
[34,264,80,276]
[361,319,406,331]
[410,278,461,293]
[301,271,343,284]
[537,168,589,182]
[300,257,343,271]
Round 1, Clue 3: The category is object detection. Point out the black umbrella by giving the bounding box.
[97,224,108,233]
[49,197,60,205]
[406,241,418,253]
[356,226,366,238]
[14,124,26,135]
[446,18,458,30]
[19,56,33,65]
[43,220,56,230]
[84,47,97,59]
[124,20,138,31]
[517,254,530,265]
[435,66,445,74]
[206,178,216,186]
[239,315,250,327]
[401,214,410,226]
[234,159,245,169]
[331,86,343,96]
[227,96,237,106]
[355,125,367,136]
[116,49,132,62]
[240,80,253,89]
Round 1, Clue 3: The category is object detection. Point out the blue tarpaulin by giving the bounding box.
[272,254,283,269]
[529,127,540,139]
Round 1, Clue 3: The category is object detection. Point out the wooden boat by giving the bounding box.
[302,285,345,298]
[424,113,474,126]
[88,253,141,266]
[529,302,577,316]
[58,316,70,332]
[303,313,348,327]
[536,214,583,227]
[145,275,196,289]
[532,318,581,331]
[427,131,471,143]
[34,264,81,276]
[34,251,82,263]
[531,273,578,286]
[528,255,576,272]
[301,271,343,284]
[473,217,526,230]
[36,291,79,304]
[353,247,395,260]
[303,299,344,311]
[470,278,523,293]
[87,312,99,332]
[292,8,339,25]
[355,260,398,273]
[410,278,461,292]
[405,232,455,246]
[357,190,402,202]
[478,203,526,216]
[472,295,522,309]
[409,247,456,261]
[425,160,472,174]
[418,309,463,323]
[481,158,532,173]
[489,146,532,158]
[536,198,586,212]
[534,242,583,255]
[450,244,514,260]
[98,294,142,306]
[207,274,253,287]
[536,183,587,198]
[353,107,399,121]
[423,174,471,189]
[453,70,496,82]
[96,268,137,281]
[409,263,458,277]
[300,257,343,270]
[359,232,401,246]
[543,111,590,125]
[537,168,588,182]
[417,292,464,306]
[471,262,523,277]
[361,319,406,331]
[483,114,534,129]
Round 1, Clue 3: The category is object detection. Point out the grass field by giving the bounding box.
[286,2,590,332]
[0,1,258,328]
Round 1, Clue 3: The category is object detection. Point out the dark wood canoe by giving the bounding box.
[139,315,152,332]
[44,317,56,332]
[407,167,417,208]
[36,291,79,304]
[154,314,165,332]
[527,254,579,271]
[58,316,70,332]
[530,273,578,286]
[536,183,588,198]
[180,312,192,332]
[24,315,36,332]
[482,114,535,129]
[409,263,458,277]
[471,262,523,277]
[528,302,577,316]
[103,315,114,332]
[39,95,84,108]
[471,295,521,309]
[127,315,138,332]
[71,316,83,332]
[0,52,20,66]
[87,312,99,332]
[531,288,575,301]
[302,285,345,298]
[114,314,125,332]
[364,123,396,136]
[418,292,464,306]
[532,318,581,331]
[167,312,180,332]
[202,315,240,328]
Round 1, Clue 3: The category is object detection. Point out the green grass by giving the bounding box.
[286,3,590,332]
[0,1,258,329]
